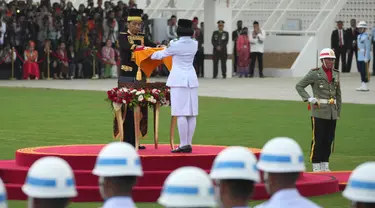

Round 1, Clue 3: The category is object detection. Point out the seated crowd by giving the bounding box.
[0,0,173,80]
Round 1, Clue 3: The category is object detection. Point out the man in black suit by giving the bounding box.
[331,21,348,72]
[346,19,359,72]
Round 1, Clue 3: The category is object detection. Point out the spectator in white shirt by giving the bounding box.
[166,15,178,41]
[0,17,6,46]
[249,21,265,78]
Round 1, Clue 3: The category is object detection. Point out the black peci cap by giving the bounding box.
[178,19,192,28]
[127,9,143,22]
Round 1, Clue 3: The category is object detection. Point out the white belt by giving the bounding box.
[319,99,336,104]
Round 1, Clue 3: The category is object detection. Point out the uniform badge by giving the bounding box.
[222,34,226,40]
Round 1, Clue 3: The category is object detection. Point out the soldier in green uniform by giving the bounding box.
[211,20,229,79]
[295,48,342,172]
[116,8,157,149]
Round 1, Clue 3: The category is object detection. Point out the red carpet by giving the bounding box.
[0,144,346,202]
[16,144,261,171]
[310,171,351,191]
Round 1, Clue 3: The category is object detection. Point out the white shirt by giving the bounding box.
[0,21,6,45]
[166,25,178,40]
[253,188,321,208]
[102,196,136,208]
[151,36,199,88]
[249,29,266,53]
[338,29,345,46]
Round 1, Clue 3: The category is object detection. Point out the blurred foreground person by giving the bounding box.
[210,146,260,208]
[92,142,143,208]
[254,137,321,208]
[0,177,7,208]
[343,162,375,208]
[22,156,77,208]
[158,166,217,208]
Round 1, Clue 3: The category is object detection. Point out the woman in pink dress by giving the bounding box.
[236,27,251,77]
[23,41,40,80]
[101,39,116,78]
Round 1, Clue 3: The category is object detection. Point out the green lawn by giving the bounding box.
[0,87,374,208]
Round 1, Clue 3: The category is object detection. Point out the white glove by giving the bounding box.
[308,97,318,104]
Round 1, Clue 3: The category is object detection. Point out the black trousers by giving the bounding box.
[213,51,227,78]
[122,105,136,147]
[357,61,369,83]
[118,77,137,147]
[233,46,238,73]
[347,47,358,72]
[310,117,337,163]
[373,41,375,74]
[334,47,346,72]
[249,52,263,77]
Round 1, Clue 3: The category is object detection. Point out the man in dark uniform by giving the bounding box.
[211,20,229,79]
[295,48,342,173]
[232,20,243,76]
[117,8,157,149]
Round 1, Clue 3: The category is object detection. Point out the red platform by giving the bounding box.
[0,144,344,202]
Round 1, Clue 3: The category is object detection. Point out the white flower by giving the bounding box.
[131,89,137,93]
[136,91,141,95]
[152,99,157,104]
[152,89,159,94]
[140,89,145,94]
[122,100,127,104]
[138,95,144,102]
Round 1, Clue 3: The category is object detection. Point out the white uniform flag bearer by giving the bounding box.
[151,19,199,153]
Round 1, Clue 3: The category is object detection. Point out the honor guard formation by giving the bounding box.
[0,1,375,208]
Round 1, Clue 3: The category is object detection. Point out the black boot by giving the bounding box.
[171,145,192,153]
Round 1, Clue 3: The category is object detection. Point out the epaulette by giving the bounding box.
[119,32,128,35]
[138,32,145,35]
[311,68,319,71]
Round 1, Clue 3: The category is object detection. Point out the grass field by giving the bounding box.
[0,87,374,208]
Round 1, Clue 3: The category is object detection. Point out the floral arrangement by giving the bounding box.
[106,87,171,108]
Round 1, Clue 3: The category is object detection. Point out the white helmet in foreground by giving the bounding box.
[22,156,77,198]
[210,146,260,182]
[92,142,143,177]
[158,166,217,208]
[343,162,375,203]
[257,137,305,173]
[319,48,336,60]
[0,178,7,208]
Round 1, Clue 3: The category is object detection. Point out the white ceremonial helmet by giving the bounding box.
[210,146,260,182]
[357,21,368,28]
[0,178,7,208]
[257,137,306,173]
[158,166,217,208]
[92,142,143,177]
[343,162,375,203]
[319,48,336,60]
[22,156,77,198]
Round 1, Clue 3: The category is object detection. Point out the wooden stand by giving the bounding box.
[169,116,177,150]
[117,82,171,151]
